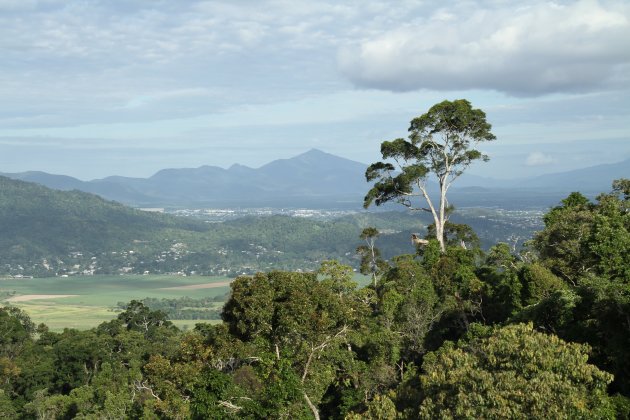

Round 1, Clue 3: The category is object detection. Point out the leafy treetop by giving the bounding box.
[364,99,495,252]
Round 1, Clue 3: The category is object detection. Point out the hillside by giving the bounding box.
[0,176,544,277]
[455,159,630,191]
[0,176,206,262]
[0,177,366,276]
[515,158,630,191]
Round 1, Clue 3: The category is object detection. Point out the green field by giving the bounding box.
[0,274,232,331]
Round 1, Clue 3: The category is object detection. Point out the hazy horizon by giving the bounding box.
[2,143,628,184]
[1,1,629,180]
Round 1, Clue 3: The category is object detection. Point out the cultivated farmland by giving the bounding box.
[0,274,232,331]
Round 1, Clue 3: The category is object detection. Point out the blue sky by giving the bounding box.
[0,0,628,180]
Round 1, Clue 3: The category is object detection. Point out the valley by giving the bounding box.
[0,174,545,332]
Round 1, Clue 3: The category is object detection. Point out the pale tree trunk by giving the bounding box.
[437,177,448,252]
[368,237,378,287]
[418,181,446,253]
[303,392,320,420]
[435,218,445,253]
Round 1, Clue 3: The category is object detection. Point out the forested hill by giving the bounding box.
[0,176,368,277]
[0,176,541,277]
[0,176,374,276]
[0,176,206,259]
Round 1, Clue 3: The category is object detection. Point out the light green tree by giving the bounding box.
[418,323,614,419]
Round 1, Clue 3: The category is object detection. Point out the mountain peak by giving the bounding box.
[293,148,349,163]
[228,163,254,173]
[301,148,328,156]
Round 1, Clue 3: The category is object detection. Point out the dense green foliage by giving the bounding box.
[118,297,226,320]
[418,323,613,419]
[1,178,628,418]
[533,187,630,283]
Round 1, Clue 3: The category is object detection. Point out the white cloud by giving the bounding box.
[338,0,630,96]
[0,0,359,129]
[526,152,554,166]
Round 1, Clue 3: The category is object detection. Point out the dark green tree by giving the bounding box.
[476,243,524,323]
[221,269,364,419]
[364,99,496,252]
[0,306,34,359]
[378,255,441,360]
[533,181,630,284]
[117,300,174,338]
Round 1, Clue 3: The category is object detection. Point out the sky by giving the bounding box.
[0,0,629,180]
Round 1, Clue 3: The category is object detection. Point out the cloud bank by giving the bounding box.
[338,1,630,96]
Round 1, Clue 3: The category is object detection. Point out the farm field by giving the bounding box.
[0,274,233,331]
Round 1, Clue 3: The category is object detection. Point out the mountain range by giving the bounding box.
[2,149,628,208]
[2,149,366,208]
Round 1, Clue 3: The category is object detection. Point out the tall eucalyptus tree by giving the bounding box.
[364,99,496,252]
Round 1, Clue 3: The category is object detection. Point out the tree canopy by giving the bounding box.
[364,99,496,252]
[1,181,630,418]
[418,323,614,419]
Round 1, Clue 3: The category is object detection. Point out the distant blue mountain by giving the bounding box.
[4,171,86,191]
[2,151,627,208]
[2,149,368,207]
[455,159,629,192]
[513,159,630,192]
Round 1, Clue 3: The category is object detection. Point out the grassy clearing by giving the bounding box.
[14,303,118,331]
[0,275,232,331]
[0,273,370,331]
